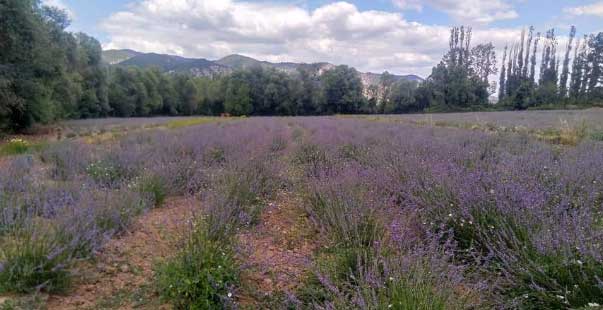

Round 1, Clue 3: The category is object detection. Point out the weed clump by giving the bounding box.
[154,222,238,310]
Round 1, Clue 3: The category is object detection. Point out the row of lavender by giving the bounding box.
[2,116,602,308]
[292,118,603,309]
[0,119,284,296]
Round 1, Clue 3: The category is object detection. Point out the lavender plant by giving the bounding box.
[1,115,602,309]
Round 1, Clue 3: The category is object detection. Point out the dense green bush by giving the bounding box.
[154,223,238,310]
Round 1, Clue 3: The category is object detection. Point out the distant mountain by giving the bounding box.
[215,54,327,75]
[215,54,269,70]
[215,54,424,91]
[101,49,141,65]
[102,50,423,91]
[118,53,230,77]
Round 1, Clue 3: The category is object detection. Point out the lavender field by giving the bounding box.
[1,113,603,309]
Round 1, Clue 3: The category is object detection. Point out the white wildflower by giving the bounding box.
[588,302,600,307]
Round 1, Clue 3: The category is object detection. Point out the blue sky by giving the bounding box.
[47,0,603,76]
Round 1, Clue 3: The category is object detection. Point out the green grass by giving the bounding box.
[165,117,221,129]
[0,228,71,294]
[0,139,45,157]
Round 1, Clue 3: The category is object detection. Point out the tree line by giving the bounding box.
[1,0,109,131]
[1,1,602,132]
[499,26,603,109]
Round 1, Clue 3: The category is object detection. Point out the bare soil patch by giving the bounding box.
[237,192,320,306]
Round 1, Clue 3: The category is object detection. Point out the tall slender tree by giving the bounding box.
[540,29,558,86]
[517,29,526,78]
[530,32,541,83]
[499,46,508,102]
[570,37,584,98]
[586,33,603,93]
[523,27,534,78]
[559,26,577,98]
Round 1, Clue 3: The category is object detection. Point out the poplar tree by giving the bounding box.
[499,46,508,102]
[559,26,577,98]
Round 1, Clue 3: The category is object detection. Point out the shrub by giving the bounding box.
[338,143,370,164]
[305,181,384,249]
[136,174,168,207]
[293,143,329,177]
[86,160,124,187]
[500,248,603,309]
[92,190,147,235]
[437,204,531,260]
[39,142,89,181]
[0,226,71,294]
[204,147,226,165]
[300,244,477,310]
[154,221,238,310]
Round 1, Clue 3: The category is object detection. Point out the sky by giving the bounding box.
[44,0,603,77]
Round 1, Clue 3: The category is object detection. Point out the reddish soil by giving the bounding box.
[237,192,320,305]
[46,197,198,310]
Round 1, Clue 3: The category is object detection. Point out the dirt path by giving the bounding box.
[237,191,320,306]
[46,197,197,310]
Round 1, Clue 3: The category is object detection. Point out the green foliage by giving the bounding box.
[297,247,373,307]
[591,130,603,141]
[0,139,30,156]
[304,178,384,250]
[444,206,530,259]
[501,26,603,109]
[382,80,423,114]
[154,222,238,310]
[321,66,367,114]
[224,75,252,116]
[0,227,71,294]
[137,174,168,207]
[381,277,449,310]
[3,7,603,133]
[166,117,217,129]
[299,246,470,310]
[505,250,603,309]
[0,0,109,131]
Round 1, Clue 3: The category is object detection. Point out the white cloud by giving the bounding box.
[42,0,75,19]
[101,0,521,77]
[393,0,518,25]
[564,2,603,17]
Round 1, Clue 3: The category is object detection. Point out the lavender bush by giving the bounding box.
[1,115,602,309]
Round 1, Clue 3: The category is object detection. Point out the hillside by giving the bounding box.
[102,50,423,89]
[101,49,141,65]
[117,53,230,77]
